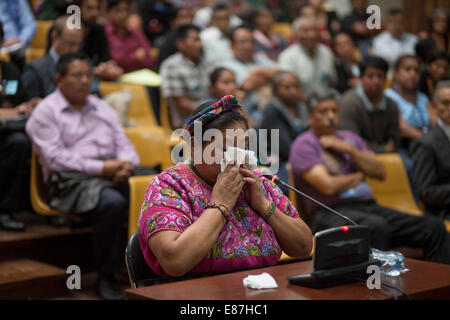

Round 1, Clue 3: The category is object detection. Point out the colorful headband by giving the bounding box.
[185,95,243,134]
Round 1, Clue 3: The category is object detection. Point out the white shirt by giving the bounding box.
[278,43,337,96]
[200,26,233,62]
[372,31,419,68]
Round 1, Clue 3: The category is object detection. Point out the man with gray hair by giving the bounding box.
[278,16,336,98]
[289,88,450,264]
[411,81,450,221]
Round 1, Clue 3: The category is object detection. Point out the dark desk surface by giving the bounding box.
[125,259,450,300]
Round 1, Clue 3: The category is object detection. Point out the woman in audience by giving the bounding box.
[138,95,312,278]
[385,55,432,149]
[251,6,287,62]
[259,72,309,194]
[418,8,450,56]
[105,0,156,73]
[333,32,362,94]
[418,51,450,101]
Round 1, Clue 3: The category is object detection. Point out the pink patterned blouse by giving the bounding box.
[138,163,299,278]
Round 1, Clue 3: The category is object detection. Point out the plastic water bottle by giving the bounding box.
[371,248,407,277]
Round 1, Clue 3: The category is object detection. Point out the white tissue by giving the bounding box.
[220,147,258,172]
[242,272,278,290]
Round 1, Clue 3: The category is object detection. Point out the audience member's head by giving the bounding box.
[308,0,324,11]
[175,24,203,63]
[351,0,367,13]
[298,3,315,18]
[73,0,101,27]
[210,2,230,35]
[427,8,449,36]
[386,8,405,39]
[171,5,194,29]
[293,16,319,53]
[359,56,389,99]
[333,32,356,61]
[307,88,341,136]
[106,0,130,29]
[434,80,450,125]
[230,25,255,63]
[51,15,84,56]
[393,55,421,92]
[272,71,302,107]
[55,52,93,107]
[250,6,275,35]
[427,51,450,83]
[209,67,238,99]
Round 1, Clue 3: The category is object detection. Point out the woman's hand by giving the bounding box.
[240,165,271,217]
[211,164,244,211]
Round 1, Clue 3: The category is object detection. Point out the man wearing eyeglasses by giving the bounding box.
[22,14,84,100]
[26,51,140,300]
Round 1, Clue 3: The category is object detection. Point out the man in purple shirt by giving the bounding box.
[289,88,450,264]
[26,52,139,300]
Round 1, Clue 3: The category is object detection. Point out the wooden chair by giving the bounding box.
[366,153,423,216]
[124,126,174,171]
[30,152,81,222]
[99,81,158,127]
[26,48,45,62]
[30,20,53,50]
[128,175,155,237]
[159,94,173,135]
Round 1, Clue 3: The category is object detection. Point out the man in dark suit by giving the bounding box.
[411,81,450,220]
[22,15,84,99]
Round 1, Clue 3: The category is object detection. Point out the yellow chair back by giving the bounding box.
[271,23,294,40]
[128,175,155,237]
[366,153,423,216]
[30,20,53,50]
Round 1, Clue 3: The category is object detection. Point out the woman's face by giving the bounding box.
[254,9,274,33]
[395,57,420,91]
[195,121,249,181]
[432,12,448,35]
[276,73,302,107]
[210,70,238,99]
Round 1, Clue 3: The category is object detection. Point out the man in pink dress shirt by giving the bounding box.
[26,52,139,300]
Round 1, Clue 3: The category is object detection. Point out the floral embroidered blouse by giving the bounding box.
[138,163,300,278]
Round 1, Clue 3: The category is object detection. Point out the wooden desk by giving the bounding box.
[125,259,450,300]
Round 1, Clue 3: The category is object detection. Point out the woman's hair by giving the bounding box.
[428,8,449,34]
[271,71,299,95]
[209,67,230,86]
[189,101,249,141]
[393,55,420,72]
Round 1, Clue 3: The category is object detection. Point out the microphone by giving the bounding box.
[262,173,358,226]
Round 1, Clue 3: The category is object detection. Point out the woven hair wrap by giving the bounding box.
[185,95,243,134]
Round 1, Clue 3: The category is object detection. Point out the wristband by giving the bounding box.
[206,202,231,220]
[264,202,276,221]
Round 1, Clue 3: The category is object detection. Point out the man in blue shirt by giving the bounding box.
[0,0,36,71]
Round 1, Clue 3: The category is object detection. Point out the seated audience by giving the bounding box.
[251,6,287,62]
[22,15,84,99]
[221,25,279,126]
[340,56,400,154]
[385,55,432,150]
[260,71,309,193]
[77,0,123,81]
[200,2,233,62]
[0,22,40,232]
[306,0,341,47]
[411,81,450,220]
[418,51,450,101]
[157,4,193,70]
[0,0,36,72]
[372,8,418,70]
[160,24,215,129]
[138,95,313,278]
[417,8,449,58]
[26,52,141,300]
[333,32,362,94]
[278,16,336,98]
[289,88,450,264]
[137,0,177,47]
[105,0,156,73]
[341,0,377,57]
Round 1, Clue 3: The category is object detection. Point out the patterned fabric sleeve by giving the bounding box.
[255,170,300,219]
[139,174,193,242]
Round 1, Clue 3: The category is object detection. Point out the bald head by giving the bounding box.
[51,15,84,56]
